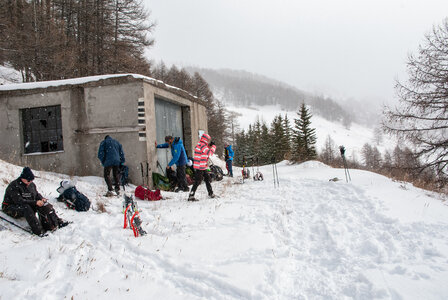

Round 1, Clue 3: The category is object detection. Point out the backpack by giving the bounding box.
[56,180,91,211]
[152,172,171,191]
[38,203,60,231]
[208,165,224,182]
[166,168,177,189]
[118,165,129,189]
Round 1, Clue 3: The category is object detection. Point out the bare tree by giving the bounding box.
[320,135,337,165]
[384,19,448,178]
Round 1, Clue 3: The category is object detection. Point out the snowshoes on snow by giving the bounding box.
[123,193,146,237]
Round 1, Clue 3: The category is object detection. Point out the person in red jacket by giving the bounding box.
[188,133,216,201]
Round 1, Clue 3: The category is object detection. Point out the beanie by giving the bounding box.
[20,167,35,181]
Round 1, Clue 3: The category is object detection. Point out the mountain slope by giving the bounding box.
[186,67,381,127]
[0,158,447,299]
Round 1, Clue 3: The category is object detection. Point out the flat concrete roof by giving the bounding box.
[0,74,206,105]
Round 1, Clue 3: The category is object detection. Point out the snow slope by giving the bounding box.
[1,158,447,299]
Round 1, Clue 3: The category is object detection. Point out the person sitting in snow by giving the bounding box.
[2,167,69,236]
[156,136,190,192]
[188,133,216,201]
[224,144,234,177]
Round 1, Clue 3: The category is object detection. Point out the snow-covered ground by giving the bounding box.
[1,158,447,299]
[226,104,393,160]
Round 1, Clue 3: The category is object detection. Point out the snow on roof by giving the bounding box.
[0,73,204,105]
[0,73,196,100]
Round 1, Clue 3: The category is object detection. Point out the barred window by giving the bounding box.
[21,105,63,154]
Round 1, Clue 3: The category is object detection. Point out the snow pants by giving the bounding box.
[190,169,213,196]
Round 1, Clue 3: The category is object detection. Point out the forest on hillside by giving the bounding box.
[186,67,381,127]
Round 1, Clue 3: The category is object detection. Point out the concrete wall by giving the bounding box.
[77,81,147,185]
[0,89,80,175]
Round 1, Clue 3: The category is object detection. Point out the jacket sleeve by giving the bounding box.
[97,142,105,165]
[204,145,216,158]
[229,148,234,160]
[168,144,181,167]
[156,143,169,149]
[119,143,125,164]
[31,183,43,201]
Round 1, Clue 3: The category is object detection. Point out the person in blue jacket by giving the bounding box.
[225,144,234,177]
[97,135,125,196]
[156,136,189,192]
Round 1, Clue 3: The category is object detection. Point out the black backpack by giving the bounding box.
[57,181,91,211]
[209,165,224,181]
[118,164,130,190]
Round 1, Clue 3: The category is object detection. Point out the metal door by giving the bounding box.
[155,98,184,172]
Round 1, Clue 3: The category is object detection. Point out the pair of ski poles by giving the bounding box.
[339,146,351,182]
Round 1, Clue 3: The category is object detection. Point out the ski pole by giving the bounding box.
[339,146,351,182]
[140,162,144,185]
[274,161,279,187]
[343,157,351,181]
[0,215,33,234]
[146,162,150,186]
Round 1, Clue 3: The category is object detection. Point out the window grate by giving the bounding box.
[21,105,63,154]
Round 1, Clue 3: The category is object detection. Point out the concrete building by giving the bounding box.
[0,74,209,187]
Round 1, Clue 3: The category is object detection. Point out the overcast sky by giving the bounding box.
[144,0,448,105]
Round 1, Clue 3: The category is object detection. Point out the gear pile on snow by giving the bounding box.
[122,193,147,237]
[56,180,91,211]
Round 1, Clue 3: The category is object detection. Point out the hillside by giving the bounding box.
[186,67,381,127]
[1,158,447,299]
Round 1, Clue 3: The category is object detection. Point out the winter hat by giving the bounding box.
[200,133,211,143]
[20,167,35,181]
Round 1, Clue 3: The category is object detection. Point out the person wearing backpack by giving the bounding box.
[188,133,216,201]
[156,136,189,192]
[2,167,69,236]
[97,135,125,197]
[224,144,234,177]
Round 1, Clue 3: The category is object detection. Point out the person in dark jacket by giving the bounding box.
[2,167,68,236]
[98,135,125,196]
[156,136,189,192]
[224,144,234,177]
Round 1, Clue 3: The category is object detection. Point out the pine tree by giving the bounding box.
[260,123,271,164]
[292,103,317,162]
[270,114,286,163]
[282,114,292,160]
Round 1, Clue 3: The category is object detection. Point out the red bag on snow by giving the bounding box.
[135,185,162,201]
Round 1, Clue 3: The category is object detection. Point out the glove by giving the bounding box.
[209,141,215,147]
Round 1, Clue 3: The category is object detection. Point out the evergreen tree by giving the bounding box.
[282,114,292,160]
[270,114,286,163]
[292,103,317,162]
[259,122,271,165]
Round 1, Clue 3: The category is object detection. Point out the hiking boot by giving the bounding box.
[208,193,216,199]
[105,191,114,197]
[58,220,69,228]
[115,188,120,196]
[188,194,198,201]
[174,188,181,193]
[183,187,190,192]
